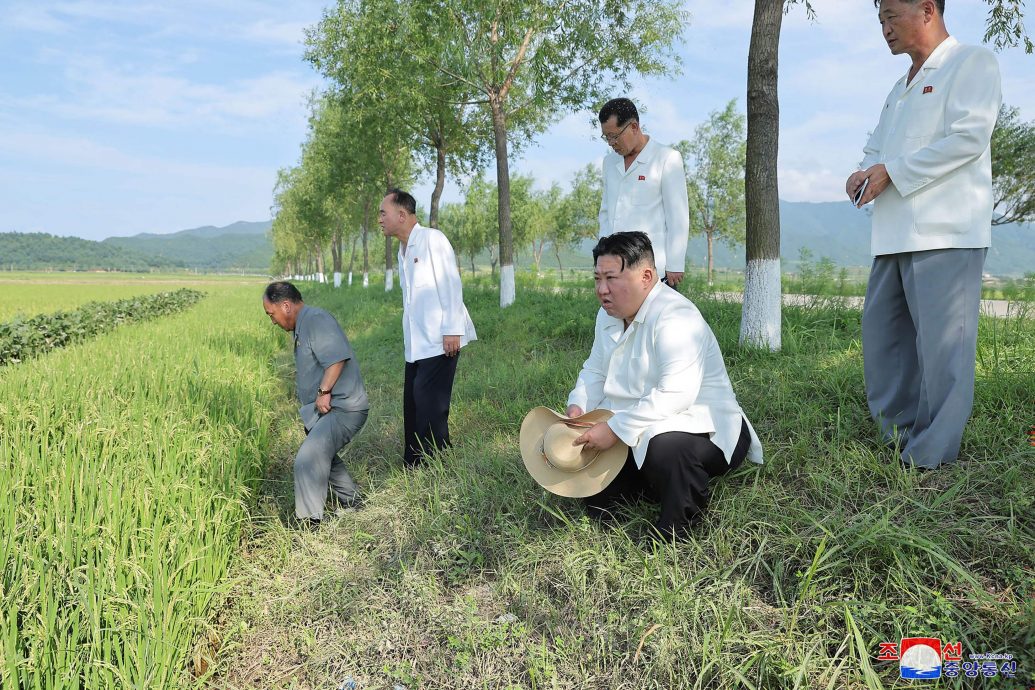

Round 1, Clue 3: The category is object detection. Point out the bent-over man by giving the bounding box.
[262,281,368,528]
[566,232,762,538]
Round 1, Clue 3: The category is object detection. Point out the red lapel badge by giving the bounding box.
[923,86,933,94]
[638,175,646,181]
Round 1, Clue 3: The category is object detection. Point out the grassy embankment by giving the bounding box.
[209,274,1034,689]
[1,279,282,688]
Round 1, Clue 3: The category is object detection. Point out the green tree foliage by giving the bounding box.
[0,232,183,272]
[992,103,1035,226]
[676,100,747,287]
[305,0,483,229]
[405,0,686,307]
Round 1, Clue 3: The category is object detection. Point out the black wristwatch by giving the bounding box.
[317,387,332,396]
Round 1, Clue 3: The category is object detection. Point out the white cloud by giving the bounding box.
[239,19,311,47]
[17,57,318,130]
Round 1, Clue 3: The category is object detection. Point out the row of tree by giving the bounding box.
[273,0,1031,351]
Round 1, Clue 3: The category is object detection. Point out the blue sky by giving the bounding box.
[1,0,1032,242]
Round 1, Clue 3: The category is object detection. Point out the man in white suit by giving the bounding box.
[847,0,1001,469]
[566,231,762,538]
[379,189,477,466]
[598,98,690,288]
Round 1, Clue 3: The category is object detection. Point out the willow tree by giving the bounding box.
[405,0,685,307]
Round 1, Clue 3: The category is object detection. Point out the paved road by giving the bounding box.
[709,292,1027,318]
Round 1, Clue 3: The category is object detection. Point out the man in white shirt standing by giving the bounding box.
[598,98,690,288]
[566,231,763,538]
[847,0,1001,469]
[379,189,477,467]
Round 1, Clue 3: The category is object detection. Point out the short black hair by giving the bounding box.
[874,0,943,15]
[264,281,303,304]
[592,232,655,272]
[386,188,417,215]
[598,98,640,127]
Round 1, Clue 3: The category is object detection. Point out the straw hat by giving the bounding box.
[519,407,629,498]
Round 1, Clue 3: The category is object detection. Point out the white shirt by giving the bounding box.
[567,281,763,468]
[598,138,691,274]
[861,36,1002,256]
[398,223,477,363]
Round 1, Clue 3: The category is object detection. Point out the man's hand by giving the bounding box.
[443,335,461,357]
[573,422,620,452]
[665,271,684,288]
[566,404,585,418]
[846,165,891,207]
[316,392,332,414]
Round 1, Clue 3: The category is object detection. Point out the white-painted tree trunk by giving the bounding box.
[333,272,342,287]
[500,264,515,307]
[348,271,353,286]
[739,258,781,350]
[384,268,393,291]
[362,272,369,288]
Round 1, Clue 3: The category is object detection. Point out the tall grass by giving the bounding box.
[0,283,280,688]
[209,274,1033,689]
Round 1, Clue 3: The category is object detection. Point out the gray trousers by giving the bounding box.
[862,248,985,468]
[295,408,368,520]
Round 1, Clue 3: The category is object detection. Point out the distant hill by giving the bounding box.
[682,201,1034,278]
[0,232,184,272]
[103,220,272,271]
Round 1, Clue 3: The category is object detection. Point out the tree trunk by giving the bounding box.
[554,242,564,273]
[316,244,326,283]
[362,200,370,288]
[740,0,784,351]
[707,230,714,287]
[429,143,447,228]
[470,254,476,274]
[332,227,342,287]
[384,235,394,291]
[490,95,515,307]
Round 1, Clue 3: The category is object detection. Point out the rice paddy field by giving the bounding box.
[2,271,1033,689]
[0,273,257,321]
[1,273,278,688]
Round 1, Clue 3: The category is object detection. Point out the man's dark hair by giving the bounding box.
[264,281,303,304]
[592,231,655,271]
[598,98,640,127]
[874,0,943,15]
[386,188,418,215]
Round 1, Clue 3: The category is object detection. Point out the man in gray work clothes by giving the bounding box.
[262,281,368,528]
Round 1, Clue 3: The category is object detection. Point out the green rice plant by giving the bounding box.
[0,283,280,689]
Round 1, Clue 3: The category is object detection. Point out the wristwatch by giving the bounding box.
[317,387,331,396]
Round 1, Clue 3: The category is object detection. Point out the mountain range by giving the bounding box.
[0,203,1031,276]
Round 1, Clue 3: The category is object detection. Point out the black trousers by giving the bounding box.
[585,419,751,536]
[403,352,460,466]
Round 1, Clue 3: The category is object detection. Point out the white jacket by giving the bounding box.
[598,138,690,274]
[398,223,476,363]
[861,36,1001,256]
[567,281,763,468]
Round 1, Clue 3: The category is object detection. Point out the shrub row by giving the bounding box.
[0,288,204,366]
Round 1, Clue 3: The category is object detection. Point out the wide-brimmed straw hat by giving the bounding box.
[519,407,629,498]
